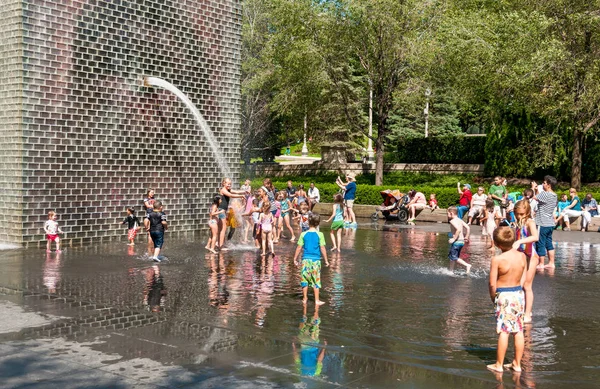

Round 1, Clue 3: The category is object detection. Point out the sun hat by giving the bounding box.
[346,173,356,181]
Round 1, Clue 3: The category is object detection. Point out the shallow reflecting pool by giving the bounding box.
[1,223,599,388]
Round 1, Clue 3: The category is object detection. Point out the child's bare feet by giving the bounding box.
[302,299,308,305]
[486,363,504,373]
[315,300,326,306]
[330,247,337,252]
[290,236,296,242]
[260,252,266,257]
[544,263,556,268]
[208,248,218,254]
[46,250,52,253]
[503,362,522,372]
[336,248,341,252]
[56,249,62,253]
[465,264,472,274]
[204,245,210,249]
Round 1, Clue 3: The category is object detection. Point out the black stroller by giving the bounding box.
[370,190,410,223]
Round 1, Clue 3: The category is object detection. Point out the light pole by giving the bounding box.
[367,80,374,163]
[301,113,308,157]
[424,88,431,138]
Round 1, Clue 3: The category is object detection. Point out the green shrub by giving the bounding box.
[245,177,600,208]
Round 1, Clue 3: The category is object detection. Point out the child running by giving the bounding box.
[487,227,527,373]
[259,201,275,256]
[144,200,168,262]
[44,211,63,252]
[122,207,141,246]
[293,213,330,305]
[513,200,539,324]
[447,206,472,273]
[206,195,224,254]
[325,194,345,252]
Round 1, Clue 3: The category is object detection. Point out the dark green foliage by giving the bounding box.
[484,110,570,180]
[246,174,600,208]
[389,136,485,164]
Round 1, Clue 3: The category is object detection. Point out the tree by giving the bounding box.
[439,0,600,187]
[317,0,437,185]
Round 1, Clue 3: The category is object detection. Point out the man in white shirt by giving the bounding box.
[308,182,320,211]
[467,186,488,225]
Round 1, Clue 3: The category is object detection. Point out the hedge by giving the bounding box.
[389,136,485,164]
[248,178,600,209]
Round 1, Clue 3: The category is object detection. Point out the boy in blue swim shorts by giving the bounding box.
[447,206,472,273]
[487,227,527,373]
[293,213,329,305]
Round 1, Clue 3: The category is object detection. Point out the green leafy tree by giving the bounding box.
[439,0,600,187]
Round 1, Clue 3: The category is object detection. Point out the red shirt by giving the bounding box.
[459,189,472,206]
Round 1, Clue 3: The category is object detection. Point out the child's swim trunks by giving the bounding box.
[46,234,59,241]
[448,240,465,261]
[301,258,321,289]
[494,286,525,334]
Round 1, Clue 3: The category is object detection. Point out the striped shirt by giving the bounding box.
[535,190,557,227]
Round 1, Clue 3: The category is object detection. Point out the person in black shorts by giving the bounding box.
[144,200,168,262]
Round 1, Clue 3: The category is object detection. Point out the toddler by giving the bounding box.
[428,193,439,210]
[122,207,141,246]
[44,210,63,252]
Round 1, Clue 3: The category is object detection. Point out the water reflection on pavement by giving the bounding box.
[0,222,599,388]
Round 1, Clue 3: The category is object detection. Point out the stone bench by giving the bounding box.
[311,202,600,231]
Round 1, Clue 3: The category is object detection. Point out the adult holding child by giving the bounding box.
[336,173,357,227]
[218,177,247,251]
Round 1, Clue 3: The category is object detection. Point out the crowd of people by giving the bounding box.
[404,176,598,234]
[40,172,598,376]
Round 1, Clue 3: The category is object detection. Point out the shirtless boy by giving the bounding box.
[487,227,527,373]
[447,206,471,273]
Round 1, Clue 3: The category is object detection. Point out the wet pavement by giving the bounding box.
[1,222,600,388]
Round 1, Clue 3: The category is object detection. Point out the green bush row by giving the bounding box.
[248,178,600,209]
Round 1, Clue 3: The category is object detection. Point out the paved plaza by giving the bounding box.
[1,223,600,388]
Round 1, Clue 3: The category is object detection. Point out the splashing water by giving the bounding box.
[143,77,231,178]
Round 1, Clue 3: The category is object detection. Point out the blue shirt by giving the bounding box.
[298,230,325,261]
[571,196,581,211]
[344,182,356,200]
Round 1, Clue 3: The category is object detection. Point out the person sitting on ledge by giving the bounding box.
[407,190,427,224]
[457,182,472,221]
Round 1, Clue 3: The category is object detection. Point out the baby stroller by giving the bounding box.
[371,190,410,223]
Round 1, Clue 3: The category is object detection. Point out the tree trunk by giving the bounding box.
[375,113,386,186]
[571,128,583,190]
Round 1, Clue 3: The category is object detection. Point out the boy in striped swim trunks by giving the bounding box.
[293,213,329,305]
[487,227,527,374]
